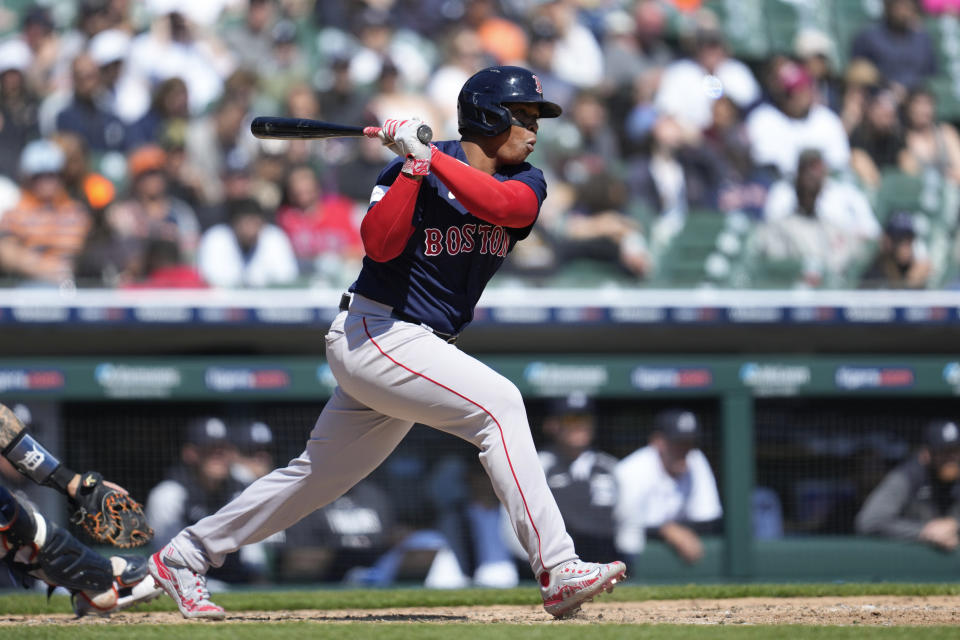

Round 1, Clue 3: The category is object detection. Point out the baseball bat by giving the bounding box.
[250,116,433,144]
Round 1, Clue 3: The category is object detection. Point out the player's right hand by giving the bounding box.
[382,118,432,176]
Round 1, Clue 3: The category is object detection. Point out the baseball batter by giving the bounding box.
[149,66,626,619]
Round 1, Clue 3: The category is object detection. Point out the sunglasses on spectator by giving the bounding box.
[30,171,60,180]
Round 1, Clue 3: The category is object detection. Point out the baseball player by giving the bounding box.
[149,66,626,620]
[0,403,161,616]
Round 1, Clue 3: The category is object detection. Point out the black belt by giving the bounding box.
[339,293,458,344]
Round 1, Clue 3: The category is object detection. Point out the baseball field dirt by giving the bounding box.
[2,595,959,626]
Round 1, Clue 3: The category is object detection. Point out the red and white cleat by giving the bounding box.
[147,544,225,620]
[539,559,627,619]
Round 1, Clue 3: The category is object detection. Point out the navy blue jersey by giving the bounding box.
[350,140,547,335]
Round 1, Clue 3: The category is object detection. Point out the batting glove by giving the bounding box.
[380,118,431,176]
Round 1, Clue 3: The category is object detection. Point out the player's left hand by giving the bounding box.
[69,471,154,549]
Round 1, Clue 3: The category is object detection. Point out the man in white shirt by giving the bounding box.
[197,197,299,288]
[614,409,722,564]
[746,61,850,177]
[655,26,760,132]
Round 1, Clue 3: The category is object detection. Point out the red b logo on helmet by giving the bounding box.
[532,74,543,95]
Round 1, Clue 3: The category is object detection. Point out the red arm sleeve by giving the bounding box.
[429,147,539,228]
[359,173,422,262]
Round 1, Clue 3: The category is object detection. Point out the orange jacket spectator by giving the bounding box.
[0,140,91,284]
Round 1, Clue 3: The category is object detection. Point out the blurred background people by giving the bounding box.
[145,416,268,584]
[197,197,299,288]
[856,419,960,552]
[851,0,937,97]
[0,139,91,286]
[536,393,619,561]
[615,409,722,565]
[860,211,931,288]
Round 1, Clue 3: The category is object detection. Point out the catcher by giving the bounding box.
[0,402,160,616]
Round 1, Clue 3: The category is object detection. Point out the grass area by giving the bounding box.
[2,582,960,615]
[4,624,960,640]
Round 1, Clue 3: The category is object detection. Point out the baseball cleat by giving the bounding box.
[539,559,627,619]
[72,556,164,618]
[148,544,225,620]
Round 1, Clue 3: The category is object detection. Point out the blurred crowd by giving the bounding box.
[0,0,959,290]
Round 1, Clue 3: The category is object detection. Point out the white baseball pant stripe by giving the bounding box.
[171,294,577,578]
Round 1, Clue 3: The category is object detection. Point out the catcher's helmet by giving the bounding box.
[457,66,562,136]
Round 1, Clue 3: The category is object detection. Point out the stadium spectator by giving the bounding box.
[105,144,201,260]
[19,6,58,97]
[849,87,905,188]
[0,139,91,286]
[146,416,265,583]
[122,237,206,289]
[860,211,931,288]
[655,21,760,133]
[615,409,722,565]
[758,149,879,286]
[746,60,850,178]
[897,86,960,183]
[257,20,312,112]
[127,8,231,116]
[851,0,937,96]
[537,394,620,561]
[627,112,722,220]
[317,55,371,131]
[534,0,604,90]
[197,197,299,288]
[186,95,257,204]
[794,28,843,113]
[706,96,770,218]
[427,26,488,138]
[88,28,150,124]
[275,164,362,286]
[0,39,40,179]
[840,59,883,135]
[126,77,190,150]
[856,419,960,551]
[465,0,529,67]
[55,53,128,152]
[51,131,115,215]
[601,2,672,91]
[219,0,278,73]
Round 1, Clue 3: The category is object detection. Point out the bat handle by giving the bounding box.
[362,124,434,145]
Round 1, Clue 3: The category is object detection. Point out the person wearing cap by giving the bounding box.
[745,59,850,179]
[856,419,960,551]
[860,210,931,288]
[196,196,298,288]
[104,144,200,260]
[0,139,92,285]
[794,28,842,112]
[145,416,265,583]
[88,28,150,124]
[536,394,620,561]
[614,409,722,565]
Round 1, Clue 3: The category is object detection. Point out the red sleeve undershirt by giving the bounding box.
[429,147,539,228]
[360,173,422,262]
[360,148,540,263]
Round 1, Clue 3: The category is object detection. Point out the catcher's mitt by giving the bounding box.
[70,472,154,548]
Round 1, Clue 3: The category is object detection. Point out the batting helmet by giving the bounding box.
[457,66,562,136]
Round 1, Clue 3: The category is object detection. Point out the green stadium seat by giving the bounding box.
[702,0,770,60]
